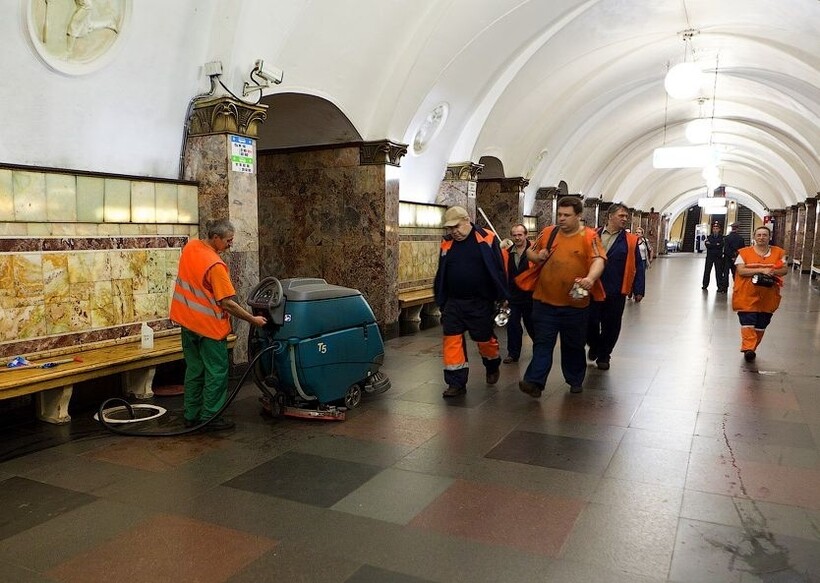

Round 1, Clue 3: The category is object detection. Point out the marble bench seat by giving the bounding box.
[0,332,235,425]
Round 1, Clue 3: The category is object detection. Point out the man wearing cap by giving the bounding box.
[723,222,745,286]
[702,222,726,292]
[434,206,508,398]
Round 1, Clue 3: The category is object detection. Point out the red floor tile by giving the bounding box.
[83,436,227,472]
[327,409,441,446]
[46,514,277,583]
[409,479,586,556]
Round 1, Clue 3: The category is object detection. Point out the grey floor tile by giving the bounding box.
[0,477,96,541]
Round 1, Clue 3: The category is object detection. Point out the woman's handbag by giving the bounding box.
[514,227,559,291]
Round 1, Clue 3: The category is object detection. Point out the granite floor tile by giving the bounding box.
[332,468,454,524]
[604,443,690,488]
[325,409,442,447]
[0,477,95,541]
[562,502,678,579]
[344,564,437,583]
[485,430,619,474]
[227,541,360,583]
[223,451,383,508]
[81,434,228,472]
[409,479,585,556]
[46,514,277,583]
[669,518,820,582]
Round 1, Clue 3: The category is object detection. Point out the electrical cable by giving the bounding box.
[177,75,217,179]
[96,344,277,437]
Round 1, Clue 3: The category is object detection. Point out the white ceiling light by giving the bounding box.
[652,145,719,168]
[698,197,726,208]
[686,118,712,144]
[665,62,703,100]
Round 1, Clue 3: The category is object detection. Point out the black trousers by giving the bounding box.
[703,254,725,289]
[587,294,627,362]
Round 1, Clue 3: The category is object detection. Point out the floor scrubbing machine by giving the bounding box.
[246,277,391,421]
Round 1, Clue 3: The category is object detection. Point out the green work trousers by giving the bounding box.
[181,327,229,422]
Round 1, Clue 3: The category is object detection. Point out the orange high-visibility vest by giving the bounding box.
[620,233,639,295]
[732,246,785,314]
[170,239,232,340]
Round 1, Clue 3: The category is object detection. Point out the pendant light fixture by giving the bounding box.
[664,28,703,100]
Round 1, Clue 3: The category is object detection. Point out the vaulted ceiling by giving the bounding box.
[3,0,818,221]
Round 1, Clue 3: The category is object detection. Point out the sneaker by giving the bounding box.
[743,350,756,362]
[570,385,583,394]
[201,417,235,432]
[596,359,610,370]
[518,380,542,398]
[486,370,500,385]
[442,385,466,398]
[503,356,518,364]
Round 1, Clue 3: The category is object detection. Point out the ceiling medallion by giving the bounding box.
[412,103,448,155]
[25,0,130,75]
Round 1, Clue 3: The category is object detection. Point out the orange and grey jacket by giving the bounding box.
[595,228,643,297]
[170,239,232,340]
[433,224,508,307]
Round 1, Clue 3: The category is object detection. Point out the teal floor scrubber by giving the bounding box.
[246,277,391,421]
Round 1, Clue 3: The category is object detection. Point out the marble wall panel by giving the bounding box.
[398,239,438,288]
[0,169,12,221]
[178,185,198,223]
[77,176,105,223]
[104,178,131,222]
[13,171,47,222]
[46,173,78,222]
[155,184,179,224]
[131,181,157,223]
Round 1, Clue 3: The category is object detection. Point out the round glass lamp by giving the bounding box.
[686,118,712,144]
[664,62,703,100]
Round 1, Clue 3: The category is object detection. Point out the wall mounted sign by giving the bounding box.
[230,135,255,174]
[25,0,130,75]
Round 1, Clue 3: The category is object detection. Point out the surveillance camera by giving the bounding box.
[254,59,283,85]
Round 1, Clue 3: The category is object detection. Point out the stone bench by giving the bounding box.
[0,331,235,425]
[398,287,437,322]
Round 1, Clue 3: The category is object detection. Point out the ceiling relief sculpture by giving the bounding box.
[26,0,129,74]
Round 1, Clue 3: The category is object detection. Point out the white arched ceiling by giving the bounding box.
[1,0,817,214]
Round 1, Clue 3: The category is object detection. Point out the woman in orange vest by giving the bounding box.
[731,226,788,362]
[170,218,267,430]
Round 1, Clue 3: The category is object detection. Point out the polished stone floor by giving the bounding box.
[1,254,820,582]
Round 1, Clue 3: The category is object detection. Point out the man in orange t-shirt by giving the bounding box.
[519,197,606,397]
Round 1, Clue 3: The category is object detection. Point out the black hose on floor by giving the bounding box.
[96,344,277,437]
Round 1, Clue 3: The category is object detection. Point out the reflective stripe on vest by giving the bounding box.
[169,239,232,340]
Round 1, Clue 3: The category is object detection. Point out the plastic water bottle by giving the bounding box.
[141,322,154,349]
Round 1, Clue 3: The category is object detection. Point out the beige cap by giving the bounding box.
[443,206,470,227]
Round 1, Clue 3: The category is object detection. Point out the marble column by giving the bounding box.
[647,209,661,256]
[583,197,600,229]
[437,162,483,221]
[799,196,818,273]
[476,177,528,237]
[256,140,407,336]
[792,203,807,268]
[770,208,786,247]
[811,196,820,274]
[532,187,558,232]
[783,205,797,261]
[657,213,670,255]
[183,96,267,363]
[598,202,613,229]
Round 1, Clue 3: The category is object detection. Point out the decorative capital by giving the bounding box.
[444,162,484,181]
[188,96,268,138]
[535,187,559,200]
[505,177,529,191]
[359,140,408,166]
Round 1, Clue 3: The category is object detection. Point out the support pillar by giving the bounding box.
[183,96,267,364]
[476,177,528,236]
[256,140,406,336]
[532,187,558,233]
[582,197,600,229]
[799,196,817,273]
[770,208,786,247]
[647,209,661,257]
[792,203,807,268]
[437,162,483,221]
[784,205,798,262]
